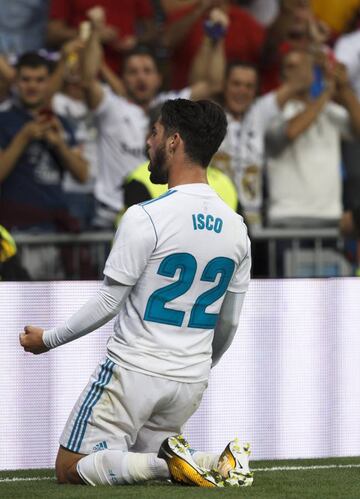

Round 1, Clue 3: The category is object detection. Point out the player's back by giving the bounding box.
[105,183,250,382]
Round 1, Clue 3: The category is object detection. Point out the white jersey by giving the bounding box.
[211,92,279,226]
[104,183,250,383]
[94,87,192,212]
[52,92,98,194]
[266,100,351,222]
[335,31,360,100]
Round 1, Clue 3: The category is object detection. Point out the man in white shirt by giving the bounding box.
[265,49,360,227]
[82,28,224,228]
[20,99,252,488]
[211,61,300,228]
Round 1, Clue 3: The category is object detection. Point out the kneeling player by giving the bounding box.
[20,99,252,487]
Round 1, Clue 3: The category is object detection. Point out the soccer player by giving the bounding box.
[19,99,252,488]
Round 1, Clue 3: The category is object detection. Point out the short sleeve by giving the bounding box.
[104,204,157,285]
[59,115,77,147]
[94,86,124,124]
[228,236,251,293]
[152,87,192,107]
[253,92,279,133]
[325,102,352,140]
[334,36,360,83]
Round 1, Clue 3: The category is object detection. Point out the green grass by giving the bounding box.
[1,457,360,499]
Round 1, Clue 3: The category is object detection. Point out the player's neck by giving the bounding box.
[168,162,208,189]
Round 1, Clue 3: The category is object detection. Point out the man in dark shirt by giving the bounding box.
[0,52,88,232]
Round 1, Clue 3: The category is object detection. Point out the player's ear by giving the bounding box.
[168,132,181,154]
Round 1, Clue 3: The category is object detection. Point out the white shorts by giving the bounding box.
[60,357,207,455]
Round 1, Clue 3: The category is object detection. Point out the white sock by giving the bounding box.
[192,451,220,470]
[127,453,169,482]
[77,450,169,486]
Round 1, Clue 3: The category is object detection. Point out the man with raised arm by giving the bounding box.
[80,25,225,228]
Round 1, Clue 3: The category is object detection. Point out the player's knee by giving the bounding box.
[56,461,83,484]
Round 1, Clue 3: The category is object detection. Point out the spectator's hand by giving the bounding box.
[340,211,355,236]
[0,54,16,83]
[308,18,330,45]
[20,120,49,143]
[204,8,229,41]
[42,117,65,149]
[86,5,105,27]
[333,62,349,90]
[61,37,85,59]
[19,325,49,355]
[209,8,229,28]
[323,75,336,99]
[86,5,119,45]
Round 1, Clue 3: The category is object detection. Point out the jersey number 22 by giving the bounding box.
[144,252,235,329]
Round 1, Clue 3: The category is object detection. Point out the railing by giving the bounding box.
[12,227,350,280]
[251,227,347,277]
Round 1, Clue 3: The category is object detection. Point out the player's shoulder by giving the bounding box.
[138,188,178,210]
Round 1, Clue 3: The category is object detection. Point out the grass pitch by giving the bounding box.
[1,457,360,499]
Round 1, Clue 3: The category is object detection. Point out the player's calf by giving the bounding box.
[56,445,169,486]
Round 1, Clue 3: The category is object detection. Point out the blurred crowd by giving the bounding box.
[1,0,360,280]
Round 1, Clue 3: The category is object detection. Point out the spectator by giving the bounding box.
[260,0,330,93]
[51,41,99,230]
[0,1,50,57]
[339,208,360,276]
[265,50,360,228]
[81,25,226,228]
[340,209,360,238]
[210,61,299,228]
[0,55,15,110]
[0,52,88,233]
[47,0,156,73]
[0,224,30,280]
[163,0,265,89]
[335,30,360,224]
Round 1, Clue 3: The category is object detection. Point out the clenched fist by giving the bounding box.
[19,325,49,355]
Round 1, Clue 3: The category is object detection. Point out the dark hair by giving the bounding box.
[122,45,160,73]
[225,60,259,81]
[160,99,227,168]
[16,52,51,73]
[148,103,163,130]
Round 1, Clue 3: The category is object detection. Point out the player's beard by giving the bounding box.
[149,144,169,184]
